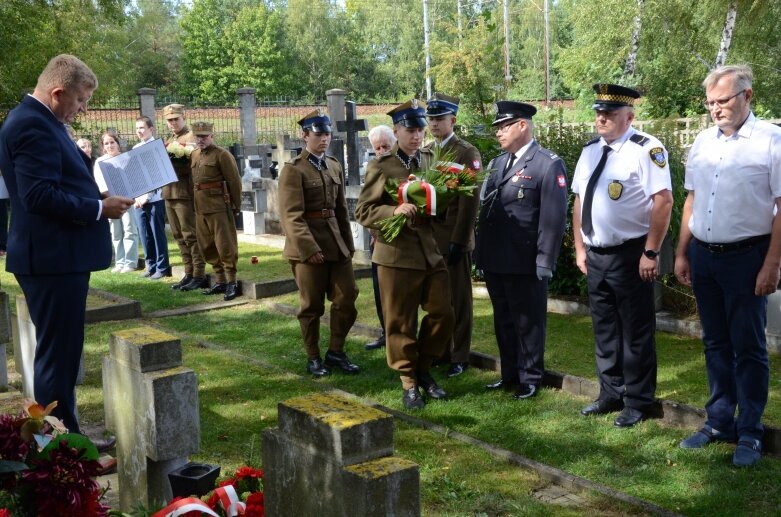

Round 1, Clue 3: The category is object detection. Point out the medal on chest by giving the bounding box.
[608,180,623,200]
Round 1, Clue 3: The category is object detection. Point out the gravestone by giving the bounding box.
[102,327,200,510]
[345,184,371,260]
[263,392,419,516]
[335,101,368,187]
[241,179,268,235]
[0,291,10,388]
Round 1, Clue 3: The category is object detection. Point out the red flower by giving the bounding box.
[0,509,12,517]
[245,492,265,517]
[0,413,29,461]
[235,466,263,480]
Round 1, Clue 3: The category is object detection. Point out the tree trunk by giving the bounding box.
[623,0,644,79]
[714,1,738,68]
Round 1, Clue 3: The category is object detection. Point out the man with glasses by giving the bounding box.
[474,101,568,400]
[674,65,781,467]
[572,84,673,428]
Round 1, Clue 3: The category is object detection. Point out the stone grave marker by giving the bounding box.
[263,392,419,516]
[0,291,10,388]
[336,101,369,187]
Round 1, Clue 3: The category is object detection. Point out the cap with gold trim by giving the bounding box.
[491,101,537,126]
[163,103,185,120]
[387,99,427,128]
[592,83,640,110]
[425,92,459,117]
[298,109,332,133]
[191,121,213,136]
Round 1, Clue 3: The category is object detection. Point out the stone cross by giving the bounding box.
[263,392,419,516]
[102,327,200,510]
[336,101,368,186]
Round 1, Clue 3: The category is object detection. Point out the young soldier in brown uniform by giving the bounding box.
[278,110,360,377]
[425,93,482,377]
[355,100,455,409]
[189,122,242,301]
[162,104,206,291]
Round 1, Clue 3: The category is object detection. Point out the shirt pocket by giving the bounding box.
[604,157,634,182]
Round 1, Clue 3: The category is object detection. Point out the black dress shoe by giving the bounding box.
[364,334,386,350]
[614,407,645,428]
[223,282,239,301]
[485,379,519,391]
[402,386,425,409]
[306,358,331,377]
[418,372,447,399]
[324,350,360,374]
[447,362,468,377]
[202,283,227,295]
[180,276,208,291]
[172,274,193,290]
[581,398,624,416]
[513,384,538,400]
[93,435,117,453]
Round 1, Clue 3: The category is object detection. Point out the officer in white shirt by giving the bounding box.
[674,64,781,467]
[572,83,673,428]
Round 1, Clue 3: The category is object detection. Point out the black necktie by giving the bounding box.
[504,153,516,173]
[580,145,611,235]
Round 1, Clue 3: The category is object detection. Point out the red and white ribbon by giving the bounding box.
[397,175,437,216]
[151,497,220,517]
[215,485,247,516]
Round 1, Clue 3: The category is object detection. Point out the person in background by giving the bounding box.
[674,64,781,467]
[76,138,95,168]
[133,116,171,280]
[426,92,482,378]
[363,124,396,351]
[94,131,140,273]
[278,110,359,376]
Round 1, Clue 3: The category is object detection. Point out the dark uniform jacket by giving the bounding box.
[279,150,354,262]
[355,144,442,270]
[163,128,196,200]
[474,140,568,274]
[427,135,482,254]
[190,144,242,215]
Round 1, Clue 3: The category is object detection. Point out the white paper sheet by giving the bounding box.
[98,139,179,198]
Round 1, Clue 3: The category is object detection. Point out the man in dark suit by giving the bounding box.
[474,101,568,400]
[0,54,134,434]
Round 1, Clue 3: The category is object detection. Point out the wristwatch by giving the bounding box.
[643,249,659,259]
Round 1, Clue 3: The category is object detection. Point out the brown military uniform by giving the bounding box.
[163,127,205,277]
[278,150,358,359]
[355,144,455,389]
[191,144,241,283]
[427,135,482,363]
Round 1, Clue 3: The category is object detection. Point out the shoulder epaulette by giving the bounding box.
[376,152,392,162]
[629,133,650,146]
[538,147,559,161]
[286,154,302,165]
[325,155,340,163]
[584,137,600,147]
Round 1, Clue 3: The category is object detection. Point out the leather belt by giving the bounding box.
[303,209,336,219]
[694,235,769,253]
[588,235,646,254]
[195,181,223,190]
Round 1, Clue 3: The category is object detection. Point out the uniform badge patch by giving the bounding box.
[557,175,566,188]
[472,159,481,170]
[608,180,623,200]
[649,147,666,168]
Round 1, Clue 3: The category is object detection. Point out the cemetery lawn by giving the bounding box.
[271,277,781,427]
[152,305,780,516]
[64,320,634,517]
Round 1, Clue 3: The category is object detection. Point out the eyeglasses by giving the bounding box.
[495,120,520,133]
[703,89,746,110]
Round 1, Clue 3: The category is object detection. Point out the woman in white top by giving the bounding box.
[94,131,139,273]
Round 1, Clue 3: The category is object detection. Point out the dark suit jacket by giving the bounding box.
[0,95,111,275]
[474,140,568,274]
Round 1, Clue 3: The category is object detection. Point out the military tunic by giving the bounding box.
[163,127,204,277]
[355,144,455,389]
[191,144,241,283]
[278,150,358,359]
[474,140,568,387]
[427,134,481,363]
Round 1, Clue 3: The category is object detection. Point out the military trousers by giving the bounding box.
[196,210,238,284]
[292,257,358,359]
[442,252,474,363]
[378,262,454,389]
[165,198,204,277]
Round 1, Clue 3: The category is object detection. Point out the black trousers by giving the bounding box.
[586,239,657,409]
[16,272,90,433]
[484,271,548,386]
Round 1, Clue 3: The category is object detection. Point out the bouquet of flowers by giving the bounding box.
[0,400,109,517]
[151,466,264,517]
[166,141,194,160]
[378,149,487,242]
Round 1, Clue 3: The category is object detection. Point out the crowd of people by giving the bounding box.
[0,54,777,471]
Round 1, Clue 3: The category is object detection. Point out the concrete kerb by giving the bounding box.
[86,288,142,323]
[158,325,679,517]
